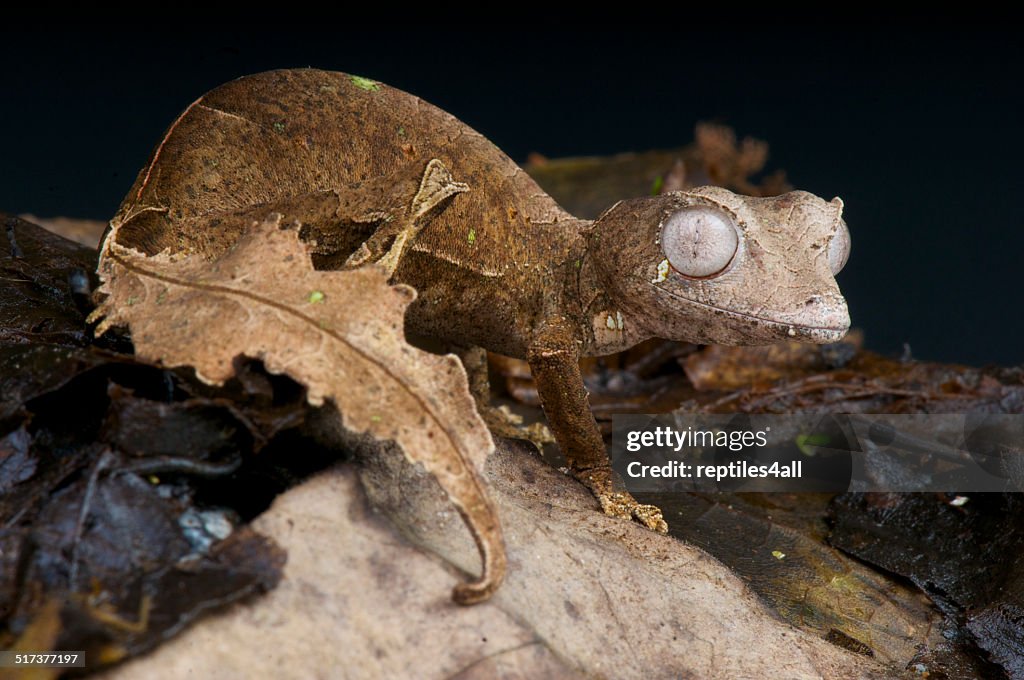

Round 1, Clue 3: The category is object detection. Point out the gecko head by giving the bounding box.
[586,186,851,345]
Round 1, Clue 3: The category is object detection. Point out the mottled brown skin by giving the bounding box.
[114,69,580,357]
[111,69,851,533]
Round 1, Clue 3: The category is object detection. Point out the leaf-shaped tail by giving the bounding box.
[442,457,506,604]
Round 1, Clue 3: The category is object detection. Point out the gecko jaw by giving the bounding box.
[650,283,849,344]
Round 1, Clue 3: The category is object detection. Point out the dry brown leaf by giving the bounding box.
[684,332,864,392]
[90,214,505,604]
[99,444,883,680]
[18,213,107,248]
[694,122,791,197]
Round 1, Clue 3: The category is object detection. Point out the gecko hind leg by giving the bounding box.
[457,346,554,449]
[345,158,469,277]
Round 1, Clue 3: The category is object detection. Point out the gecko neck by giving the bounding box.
[572,222,652,357]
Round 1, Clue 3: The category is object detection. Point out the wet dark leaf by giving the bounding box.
[0,426,33,492]
[101,383,245,462]
[525,123,790,219]
[0,213,96,346]
[131,526,285,649]
[830,493,1024,678]
[0,344,131,427]
[0,216,120,428]
[638,490,942,666]
[3,443,286,668]
[968,601,1024,679]
[830,494,1024,612]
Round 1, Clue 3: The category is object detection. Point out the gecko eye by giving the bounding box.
[661,207,738,278]
[828,219,851,275]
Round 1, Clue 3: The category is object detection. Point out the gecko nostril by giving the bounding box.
[805,296,821,306]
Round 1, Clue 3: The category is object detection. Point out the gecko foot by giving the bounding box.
[479,404,555,449]
[575,467,669,534]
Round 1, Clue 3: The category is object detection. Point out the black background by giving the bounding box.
[2,16,1021,366]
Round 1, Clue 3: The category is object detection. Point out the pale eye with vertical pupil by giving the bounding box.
[661,207,739,278]
[828,219,851,275]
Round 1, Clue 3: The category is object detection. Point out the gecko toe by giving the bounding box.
[575,467,670,533]
[594,491,669,533]
[632,504,669,534]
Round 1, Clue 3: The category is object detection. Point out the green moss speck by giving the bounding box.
[156,291,167,304]
[308,290,326,304]
[273,121,286,133]
[795,433,831,456]
[397,126,406,137]
[650,175,664,196]
[467,228,477,245]
[371,415,382,422]
[350,75,380,92]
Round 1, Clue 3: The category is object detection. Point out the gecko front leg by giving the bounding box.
[528,317,668,533]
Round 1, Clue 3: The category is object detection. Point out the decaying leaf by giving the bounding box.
[525,123,791,220]
[98,442,883,680]
[91,214,505,604]
[0,213,96,349]
[831,493,1024,678]
[646,491,944,667]
[684,331,863,392]
[694,122,790,196]
[0,220,294,667]
[18,213,107,248]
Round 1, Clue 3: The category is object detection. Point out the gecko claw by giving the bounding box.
[594,491,669,534]
[631,503,669,534]
[577,467,669,534]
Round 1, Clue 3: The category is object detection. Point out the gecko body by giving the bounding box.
[109,69,850,533]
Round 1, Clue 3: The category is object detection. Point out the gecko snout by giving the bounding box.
[787,292,850,342]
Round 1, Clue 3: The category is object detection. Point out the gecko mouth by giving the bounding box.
[651,284,850,343]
